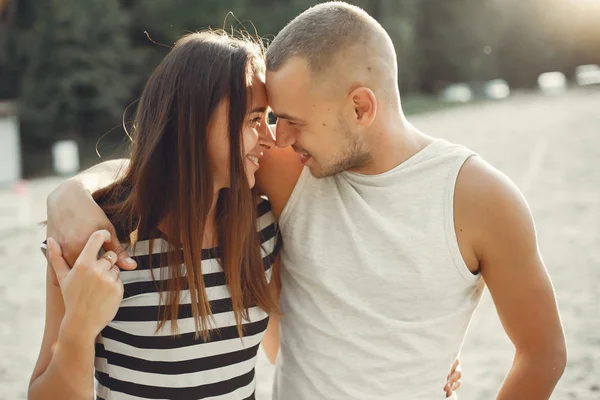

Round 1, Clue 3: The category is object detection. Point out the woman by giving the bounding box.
[29,31,281,399]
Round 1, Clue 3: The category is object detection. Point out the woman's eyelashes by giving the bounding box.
[249,115,263,128]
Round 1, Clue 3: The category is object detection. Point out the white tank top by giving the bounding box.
[273,139,485,399]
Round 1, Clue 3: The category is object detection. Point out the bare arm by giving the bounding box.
[456,157,566,399]
[29,232,124,399]
[28,263,96,400]
[255,126,302,218]
[262,256,282,364]
[46,159,136,270]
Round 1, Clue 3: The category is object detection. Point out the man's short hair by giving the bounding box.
[266,2,380,74]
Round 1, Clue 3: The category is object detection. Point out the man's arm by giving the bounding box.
[456,157,566,399]
[262,256,282,364]
[255,125,303,218]
[46,159,136,270]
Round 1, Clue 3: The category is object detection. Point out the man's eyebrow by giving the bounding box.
[271,112,304,122]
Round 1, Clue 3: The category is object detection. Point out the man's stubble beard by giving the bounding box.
[310,122,373,178]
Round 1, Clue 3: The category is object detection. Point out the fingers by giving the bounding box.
[452,380,461,392]
[444,368,462,397]
[99,251,121,281]
[47,237,71,285]
[108,265,121,281]
[80,230,112,263]
[98,251,118,270]
[451,358,460,372]
[444,380,461,396]
[448,369,462,386]
[103,227,137,270]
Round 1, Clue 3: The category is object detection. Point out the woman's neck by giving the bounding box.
[156,191,220,249]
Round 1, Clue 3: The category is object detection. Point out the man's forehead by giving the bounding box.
[267,58,311,89]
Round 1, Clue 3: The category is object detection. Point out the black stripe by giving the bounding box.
[95,342,261,374]
[96,396,105,400]
[101,317,269,349]
[123,250,276,299]
[243,394,256,400]
[95,368,255,400]
[273,230,283,257]
[257,198,272,218]
[258,223,276,244]
[130,222,275,273]
[132,248,220,271]
[123,272,225,299]
[114,297,237,322]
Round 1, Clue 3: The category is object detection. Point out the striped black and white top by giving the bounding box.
[46,197,281,400]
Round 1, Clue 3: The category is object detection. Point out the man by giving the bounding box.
[46,2,565,399]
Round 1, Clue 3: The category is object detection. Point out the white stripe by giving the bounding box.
[119,258,223,284]
[98,328,266,362]
[95,379,110,399]
[126,215,275,257]
[96,381,169,400]
[97,356,257,388]
[120,285,231,307]
[260,235,277,258]
[95,354,109,374]
[128,238,171,257]
[202,378,256,400]
[108,306,267,337]
[257,211,276,232]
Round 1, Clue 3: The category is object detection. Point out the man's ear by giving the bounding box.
[349,86,377,127]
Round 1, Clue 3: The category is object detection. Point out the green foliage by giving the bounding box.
[17,0,144,141]
[1,0,598,175]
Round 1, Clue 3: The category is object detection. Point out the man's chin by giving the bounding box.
[307,164,334,179]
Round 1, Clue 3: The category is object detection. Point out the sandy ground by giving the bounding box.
[1,88,599,399]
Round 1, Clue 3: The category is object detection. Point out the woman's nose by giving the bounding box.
[259,123,276,150]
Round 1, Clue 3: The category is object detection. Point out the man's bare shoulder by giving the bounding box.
[256,147,303,218]
[455,156,536,268]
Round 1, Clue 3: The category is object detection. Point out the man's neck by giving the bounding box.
[350,115,432,175]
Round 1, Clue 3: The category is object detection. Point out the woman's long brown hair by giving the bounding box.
[93,31,277,340]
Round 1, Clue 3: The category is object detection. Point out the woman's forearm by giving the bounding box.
[28,322,96,400]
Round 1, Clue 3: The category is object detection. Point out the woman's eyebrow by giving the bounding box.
[249,106,268,113]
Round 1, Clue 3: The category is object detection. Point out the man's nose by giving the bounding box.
[275,120,295,148]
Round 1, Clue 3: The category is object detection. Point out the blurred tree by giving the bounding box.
[18,0,143,142]
[417,0,507,92]
[0,0,18,65]
[369,0,420,93]
[0,0,33,100]
[2,0,599,177]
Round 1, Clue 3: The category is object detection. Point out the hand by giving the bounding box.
[444,359,462,397]
[47,231,124,343]
[46,179,137,271]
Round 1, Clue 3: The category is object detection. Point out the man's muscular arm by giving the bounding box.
[46,159,136,270]
[456,157,566,400]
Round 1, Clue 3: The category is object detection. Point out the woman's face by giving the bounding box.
[208,74,274,190]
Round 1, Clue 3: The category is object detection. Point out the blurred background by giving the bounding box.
[0,0,599,399]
